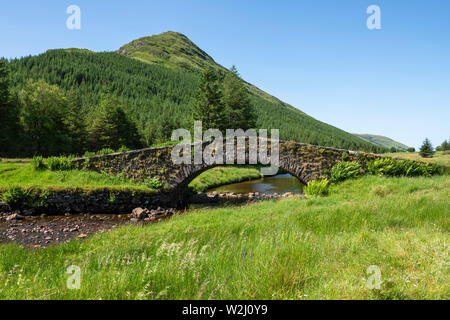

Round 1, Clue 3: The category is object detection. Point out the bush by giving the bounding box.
[32,156,46,170]
[117,146,130,153]
[1,186,30,207]
[330,161,362,183]
[83,151,96,158]
[407,147,415,152]
[304,179,329,198]
[96,148,115,156]
[46,156,74,171]
[1,187,48,209]
[367,158,441,177]
[144,177,163,190]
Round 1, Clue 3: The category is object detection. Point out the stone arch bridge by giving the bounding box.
[72,140,383,205]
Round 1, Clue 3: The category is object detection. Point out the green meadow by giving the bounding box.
[0,161,261,193]
[0,175,448,299]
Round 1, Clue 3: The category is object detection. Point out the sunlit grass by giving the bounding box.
[0,164,154,192]
[189,166,262,193]
[0,175,448,299]
[386,151,450,167]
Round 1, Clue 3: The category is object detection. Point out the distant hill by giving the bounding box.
[354,134,409,151]
[117,31,304,108]
[8,31,384,152]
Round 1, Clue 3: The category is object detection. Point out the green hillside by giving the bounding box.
[6,32,384,153]
[117,31,292,106]
[354,134,409,151]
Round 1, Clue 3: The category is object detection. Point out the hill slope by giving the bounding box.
[354,134,409,151]
[8,32,383,152]
[118,31,302,108]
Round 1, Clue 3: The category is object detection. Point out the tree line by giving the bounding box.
[1,50,388,158]
[0,59,142,157]
[193,66,255,132]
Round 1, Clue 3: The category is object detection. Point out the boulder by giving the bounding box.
[131,207,150,220]
[6,213,24,221]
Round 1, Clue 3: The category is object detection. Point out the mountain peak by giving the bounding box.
[117,31,218,72]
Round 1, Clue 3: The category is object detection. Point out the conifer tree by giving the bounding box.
[192,67,226,132]
[419,138,434,158]
[65,88,88,155]
[88,94,142,151]
[222,66,256,130]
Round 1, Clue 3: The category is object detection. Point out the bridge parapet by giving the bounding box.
[72,140,383,192]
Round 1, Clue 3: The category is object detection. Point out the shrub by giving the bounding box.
[1,186,30,207]
[304,179,329,198]
[117,146,130,153]
[367,158,440,177]
[330,161,362,183]
[407,147,415,152]
[46,156,74,171]
[1,187,48,209]
[96,148,115,156]
[83,151,96,158]
[144,177,163,190]
[32,156,46,170]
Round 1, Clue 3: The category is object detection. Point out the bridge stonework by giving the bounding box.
[72,141,381,205]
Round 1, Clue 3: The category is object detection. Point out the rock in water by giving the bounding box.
[131,207,150,220]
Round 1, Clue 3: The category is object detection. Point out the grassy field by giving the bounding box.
[0,175,448,300]
[386,151,450,167]
[0,161,262,194]
[0,164,155,192]
[189,166,262,193]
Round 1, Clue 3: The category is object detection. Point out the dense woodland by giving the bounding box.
[0,49,387,157]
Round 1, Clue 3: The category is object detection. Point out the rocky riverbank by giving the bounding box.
[188,191,303,204]
[0,206,177,247]
[0,191,301,247]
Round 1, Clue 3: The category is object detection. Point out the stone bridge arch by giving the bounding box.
[72,140,382,204]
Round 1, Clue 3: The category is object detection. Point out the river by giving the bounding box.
[207,173,304,195]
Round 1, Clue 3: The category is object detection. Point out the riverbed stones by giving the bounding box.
[131,207,175,221]
[0,202,9,213]
[131,207,150,220]
[6,213,25,221]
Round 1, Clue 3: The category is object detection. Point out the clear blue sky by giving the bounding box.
[1,0,449,149]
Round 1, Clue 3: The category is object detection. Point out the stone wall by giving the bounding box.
[1,189,175,216]
[72,140,384,202]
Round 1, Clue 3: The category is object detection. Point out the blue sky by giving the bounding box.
[1,0,449,149]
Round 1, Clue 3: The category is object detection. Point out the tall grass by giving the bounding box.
[0,175,448,299]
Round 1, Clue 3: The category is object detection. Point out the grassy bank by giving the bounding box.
[189,166,262,193]
[386,151,450,167]
[0,162,262,194]
[0,175,448,299]
[0,163,154,192]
